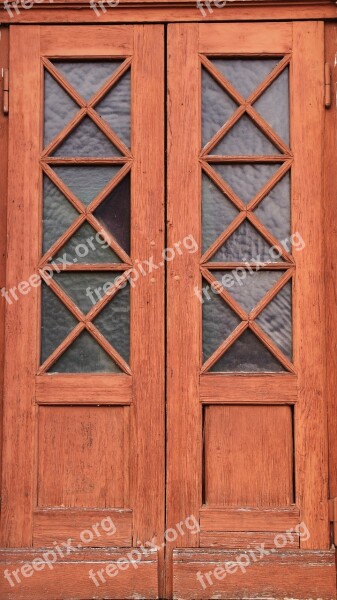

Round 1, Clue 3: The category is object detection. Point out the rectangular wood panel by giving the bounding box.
[200,374,297,403]
[200,531,300,549]
[40,26,134,55]
[33,508,132,547]
[200,506,300,532]
[199,22,293,54]
[36,374,132,404]
[203,405,294,507]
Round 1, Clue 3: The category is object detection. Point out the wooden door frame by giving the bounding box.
[0,7,336,600]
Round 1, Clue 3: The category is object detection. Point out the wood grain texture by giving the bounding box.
[204,405,294,507]
[199,21,292,53]
[33,508,132,547]
[200,506,300,532]
[200,374,297,403]
[0,3,336,24]
[36,374,132,404]
[0,26,41,547]
[292,22,329,549]
[173,549,336,600]
[0,548,158,600]
[0,26,9,542]
[324,24,337,506]
[40,25,133,55]
[200,530,299,548]
[130,24,165,598]
[37,405,130,508]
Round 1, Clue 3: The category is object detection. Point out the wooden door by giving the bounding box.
[0,25,165,600]
[167,22,336,600]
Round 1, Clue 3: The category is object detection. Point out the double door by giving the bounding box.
[0,21,335,600]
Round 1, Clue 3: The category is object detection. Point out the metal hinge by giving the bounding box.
[329,498,337,545]
[2,67,9,115]
[325,63,332,109]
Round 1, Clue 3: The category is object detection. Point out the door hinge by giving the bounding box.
[325,63,332,109]
[2,67,9,115]
[329,498,337,545]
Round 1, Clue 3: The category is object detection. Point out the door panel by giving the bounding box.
[167,21,335,599]
[0,24,164,600]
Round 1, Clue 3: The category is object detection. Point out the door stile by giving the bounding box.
[292,21,329,548]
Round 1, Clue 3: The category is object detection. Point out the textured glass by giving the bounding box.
[41,283,78,364]
[94,174,130,254]
[210,329,285,372]
[53,117,122,158]
[202,280,241,361]
[211,58,280,99]
[213,115,280,156]
[202,174,238,253]
[94,284,130,362]
[52,222,121,265]
[52,165,121,206]
[254,173,291,244]
[43,175,79,255]
[95,70,131,148]
[254,68,290,146]
[52,60,123,102]
[256,282,292,359]
[44,71,79,148]
[202,68,237,147]
[211,220,284,263]
[212,163,280,205]
[212,270,283,313]
[53,272,122,314]
[50,330,121,373]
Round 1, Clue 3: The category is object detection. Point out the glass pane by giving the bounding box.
[43,175,79,255]
[202,280,241,361]
[212,270,283,313]
[52,60,123,102]
[52,165,121,206]
[53,272,122,314]
[210,220,284,263]
[41,283,78,364]
[50,330,121,373]
[254,172,291,245]
[213,115,280,156]
[94,284,130,362]
[256,282,292,359]
[254,68,290,146]
[202,68,237,147]
[210,329,285,372]
[95,70,131,148]
[52,222,121,265]
[211,163,280,205]
[53,117,122,158]
[94,174,130,254]
[202,174,238,253]
[44,70,79,147]
[210,58,280,99]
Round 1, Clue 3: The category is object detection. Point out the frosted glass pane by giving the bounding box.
[211,58,280,99]
[254,68,290,146]
[211,220,284,263]
[53,117,122,158]
[213,115,280,156]
[52,165,121,206]
[53,272,122,314]
[212,270,283,313]
[202,280,241,361]
[202,68,237,146]
[212,163,280,205]
[254,173,291,244]
[94,285,130,362]
[52,222,121,265]
[43,175,79,255]
[41,283,77,364]
[94,174,130,254]
[202,174,238,253]
[210,329,285,372]
[44,70,79,147]
[95,70,131,148]
[256,282,292,359]
[53,60,123,101]
[50,331,121,373]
